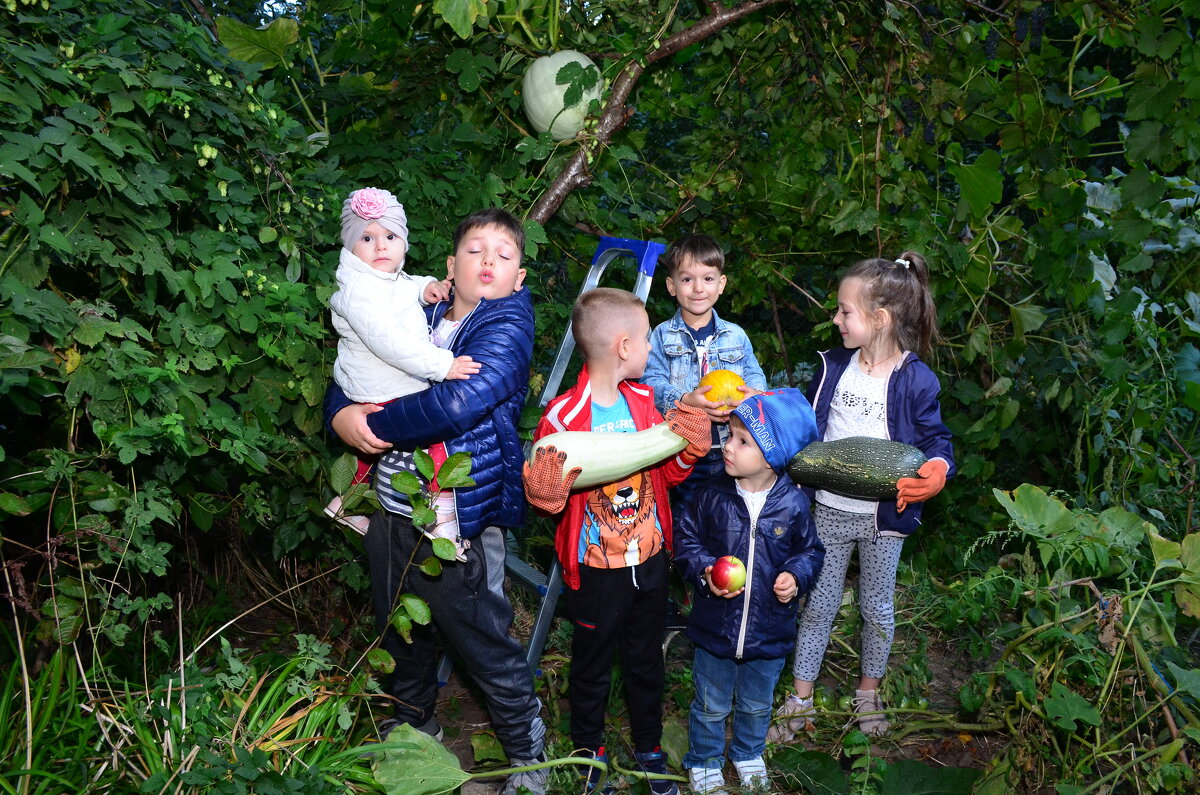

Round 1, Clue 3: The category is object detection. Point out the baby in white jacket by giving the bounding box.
[325,188,479,558]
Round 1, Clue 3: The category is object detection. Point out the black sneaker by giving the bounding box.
[378,715,443,742]
[580,746,613,794]
[634,746,680,795]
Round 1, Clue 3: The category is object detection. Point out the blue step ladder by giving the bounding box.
[435,236,665,685]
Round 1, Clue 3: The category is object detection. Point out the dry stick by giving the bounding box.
[528,0,792,226]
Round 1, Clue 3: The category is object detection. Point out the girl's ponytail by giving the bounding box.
[843,250,940,358]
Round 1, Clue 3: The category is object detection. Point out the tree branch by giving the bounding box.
[528,0,792,226]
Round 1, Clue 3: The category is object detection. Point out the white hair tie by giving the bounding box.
[895,258,911,269]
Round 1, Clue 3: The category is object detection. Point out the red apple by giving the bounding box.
[710,555,746,591]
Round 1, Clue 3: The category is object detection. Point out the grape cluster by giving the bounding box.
[1030,5,1049,49]
[900,96,920,137]
[924,121,936,146]
[1015,14,1029,44]
[984,28,1000,58]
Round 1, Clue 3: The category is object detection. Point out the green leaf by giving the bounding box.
[399,593,432,625]
[1010,301,1047,341]
[412,505,436,528]
[414,448,435,482]
[1043,682,1101,731]
[431,536,458,561]
[258,226,278,243]
[331,453,358,495]
[992,485,1076,538]
[432,0,489,40]
[470,731,506,764]
[1149,531,1183,569]
[418,556,443,576]
[949,149,1003,217]
[1166,662,1200,701]
[0,492,32,516]
[391,471,422,497]
[877,759,981,794]
[391,611,413,643]
[436,452,475,489]
[373,723,469,794]
[367,648,395,673]
[771,747,849,794]
[216,16,298,67]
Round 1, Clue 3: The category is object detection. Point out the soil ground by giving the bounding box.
[418,578,1006,794]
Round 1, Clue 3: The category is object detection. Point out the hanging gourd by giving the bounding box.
[521,50,602,141]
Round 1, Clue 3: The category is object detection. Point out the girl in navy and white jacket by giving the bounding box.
[769,250,955,742]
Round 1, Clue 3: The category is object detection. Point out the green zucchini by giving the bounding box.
[786,436,927,500]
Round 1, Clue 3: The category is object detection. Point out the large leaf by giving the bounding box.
[877,759,981,794]
[1043,682,1101,731]
[949,149,1002,216]
[433,0,489,39]
[771,747,849,794]
[993,485,1077,538]
[216,16,297,66]
[373,723,470,794]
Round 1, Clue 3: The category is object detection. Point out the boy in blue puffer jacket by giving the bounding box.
[324,209,546,795]
[673,389,825,795]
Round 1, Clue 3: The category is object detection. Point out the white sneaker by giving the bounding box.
[733,757,769,791]
[324,496,371,535]
[687,767,727,795]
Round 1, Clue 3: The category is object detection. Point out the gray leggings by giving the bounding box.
[792,504,905,681]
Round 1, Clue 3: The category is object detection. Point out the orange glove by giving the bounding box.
[522,445,581,514]
[896,458,949,512]
[664,401,712,461]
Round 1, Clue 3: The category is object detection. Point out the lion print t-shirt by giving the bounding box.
[577,396,664,569]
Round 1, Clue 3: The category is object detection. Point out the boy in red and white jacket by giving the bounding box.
[524,287,709,795]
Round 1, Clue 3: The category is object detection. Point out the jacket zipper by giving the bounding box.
[735,501,761,659]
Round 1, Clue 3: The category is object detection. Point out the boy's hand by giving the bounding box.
[895,458,949,512]
[331,403,391,455]
[424,279,452,303]
[445,355,481,380]
[522,445,581,514]
[664,401,712,460]
[735,384,763,402]
[704,565,745,598]
[774,572,799,603]
[681,385,732,422]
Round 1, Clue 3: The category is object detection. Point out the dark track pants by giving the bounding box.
[563,550,668,753]
[366,512,545,760]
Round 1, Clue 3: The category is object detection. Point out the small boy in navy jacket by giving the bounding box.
[673,389,825,794]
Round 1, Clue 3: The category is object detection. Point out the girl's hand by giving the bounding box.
[704,565,744,599]
[773,572,798,603]
[424,279,452,303]
[331,403,391,456]
[445,355,481,380]
[896,458,949,512]
[682,385,732,423]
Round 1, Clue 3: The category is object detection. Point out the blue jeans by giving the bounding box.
[683,647,786,768]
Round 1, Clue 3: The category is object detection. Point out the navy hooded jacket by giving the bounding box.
[806,346,955,536]
[674,473,825,661]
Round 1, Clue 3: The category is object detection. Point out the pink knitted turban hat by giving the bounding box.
[340,187,409,252]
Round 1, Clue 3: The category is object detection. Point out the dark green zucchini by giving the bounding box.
[786,437,927,500]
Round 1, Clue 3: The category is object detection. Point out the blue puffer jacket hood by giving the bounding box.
[673,473,825,661]
[324,288,534,538]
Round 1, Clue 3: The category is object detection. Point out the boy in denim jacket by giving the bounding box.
[642,234,767,503]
